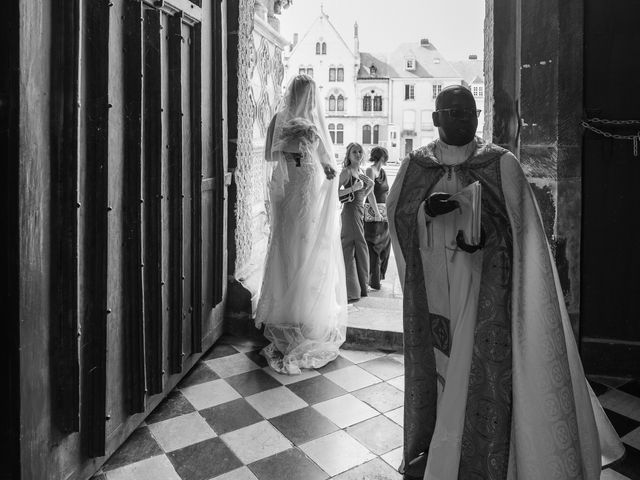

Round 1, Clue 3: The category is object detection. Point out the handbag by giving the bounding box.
[339,176,355,204]
[364,203,387,222]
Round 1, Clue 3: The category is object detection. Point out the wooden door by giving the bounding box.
[580,0,640,376]
[17,0,228,478]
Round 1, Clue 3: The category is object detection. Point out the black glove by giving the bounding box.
[456,228,486,253]
[424,192,459,217]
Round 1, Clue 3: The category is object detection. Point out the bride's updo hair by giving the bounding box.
[343,142,364,168]
[286,74,316,110]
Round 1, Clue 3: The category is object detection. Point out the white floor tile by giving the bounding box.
[387,375,404,392]
[221,421,292,464]
[147,412,216,452]
[381,446,404,471]
[180,378,241,410]
[338,349,387,364]
[622,426,640,450]
[385,406,404,427]
[313,394,379,428]
[331,457,403,480]
[353,382,404,413]
[245,386,308,418]
[105,455,181,480]
[388,353,405,365]
[598,389,640,422]
[346,415,404,455]
[205,353,260,378]
[358,357,404,381]
[299,430,376,476]
[262,366,320,385]
[323,365,382,392]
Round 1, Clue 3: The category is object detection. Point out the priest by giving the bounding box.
[387,85,624,480]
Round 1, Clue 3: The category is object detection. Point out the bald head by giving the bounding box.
[435,85,476,111]
[432,85,478,146]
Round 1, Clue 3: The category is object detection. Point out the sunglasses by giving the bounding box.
[436,108,482,120]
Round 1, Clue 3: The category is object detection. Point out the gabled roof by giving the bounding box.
[288,11,355,59]
[358,42,460,79]
[449,59,484,85]
[357,52,392,78]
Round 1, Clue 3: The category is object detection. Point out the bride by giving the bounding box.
[255,74,348,374]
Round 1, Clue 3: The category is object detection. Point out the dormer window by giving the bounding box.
[405,57,416,71]
[370,64,377,76]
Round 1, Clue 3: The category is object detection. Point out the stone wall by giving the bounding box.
[230,0,288,314]
[484,0,583,327]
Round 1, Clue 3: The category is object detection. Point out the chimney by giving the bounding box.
[468,54,478,60]
[420,38,430,47]
[293,33,298,47]
[354,22,359,54]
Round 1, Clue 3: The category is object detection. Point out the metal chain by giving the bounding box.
[581,120,640,157]
[585,117,640,125]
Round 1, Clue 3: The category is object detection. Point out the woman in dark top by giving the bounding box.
[364,146,391,290]
[339,142,374,301]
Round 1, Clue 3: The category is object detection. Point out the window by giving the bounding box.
[328,123,336,143]
[473,85,484,97]
[322,42,327,54]
[362,95,372,111]
[405,58,415,70]
[373,125,380,144]
[337,67,344,81]
[328,95,336,111]
[405,84,415,100]
[373,95,382,111]
[403,110,416,130]
[432,83,442,98]
[329,68,336,82]
[316,42,321,55]
[336,123,344,144]
[370,64,377,76]
[299,67,306,75]
[421,110,432,130]
[362,125,372,144]
[337,95,344,111]
[306,67,313,77]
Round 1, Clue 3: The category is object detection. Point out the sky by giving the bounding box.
[278,0,485,62]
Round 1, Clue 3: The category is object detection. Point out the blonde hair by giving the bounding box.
[343,142,364,169]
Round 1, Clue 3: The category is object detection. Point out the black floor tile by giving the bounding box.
[286,375,348,405]
[202,343,239,361]
[198,398,264,435]
[178,362,220,389]
[225,369,281,397]
[619,380,640,398]
[316,355,354,374]
[613,443,640,480]
[604,408,640,437]
[269,406,339,445]
[102,426,163,471]
[245,349,269,368]
[167,437,243,480]
[248,448,328,480]
[588,379,610,397]
[146,390,196,425]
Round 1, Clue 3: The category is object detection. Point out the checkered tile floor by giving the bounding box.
[92,335,640,480]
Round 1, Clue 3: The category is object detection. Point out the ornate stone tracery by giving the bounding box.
[233,0,290,310]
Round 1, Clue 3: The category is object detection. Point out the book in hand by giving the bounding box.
[449,181,482,246]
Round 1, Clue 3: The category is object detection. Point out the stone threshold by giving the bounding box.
[224,312,403,353]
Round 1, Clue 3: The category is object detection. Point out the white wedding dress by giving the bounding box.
[255,75,348,374]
